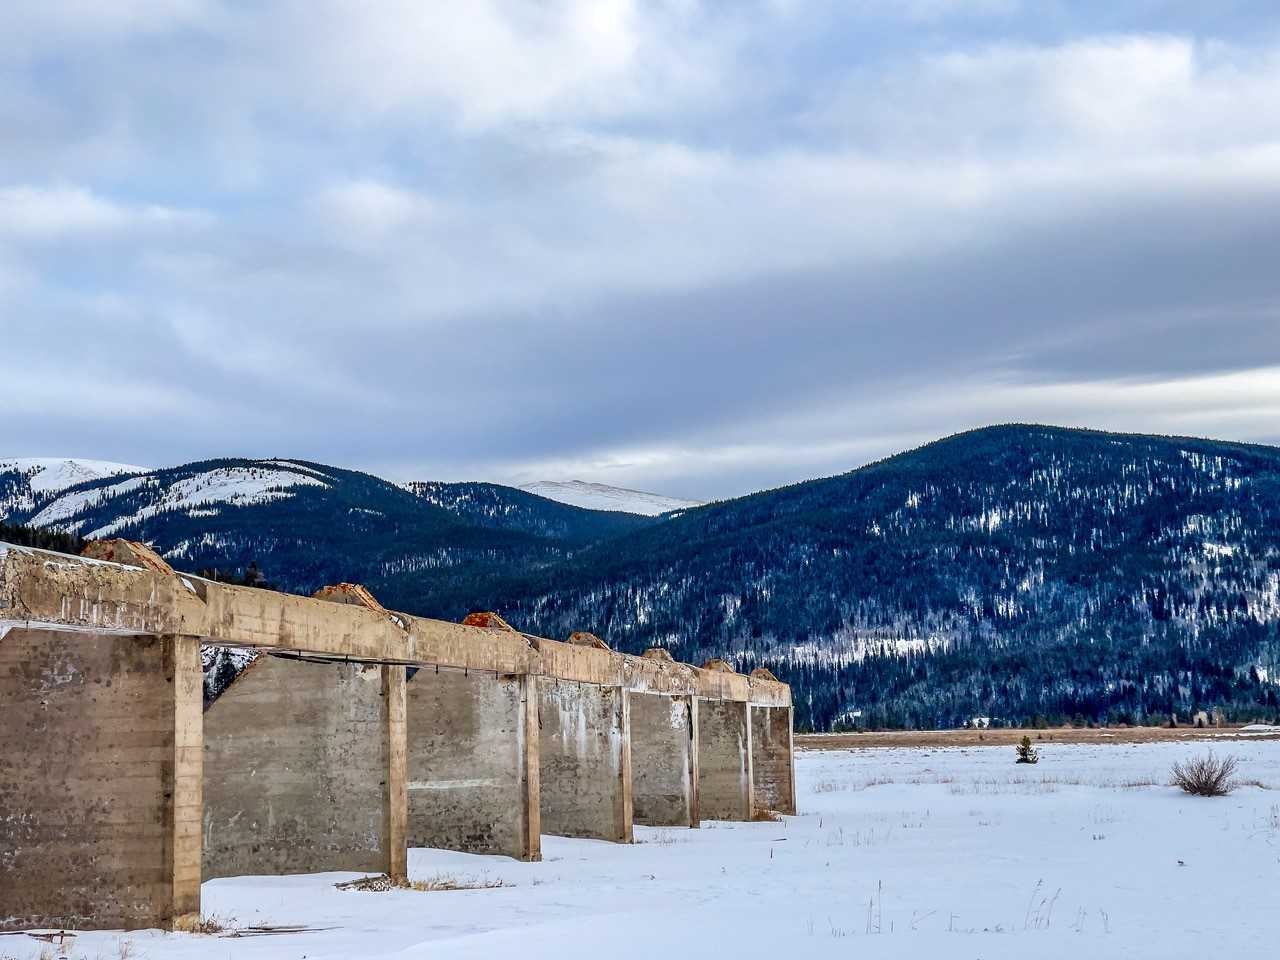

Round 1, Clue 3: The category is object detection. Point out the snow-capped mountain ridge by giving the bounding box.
[0,457,149,518]
[517,480,703,516]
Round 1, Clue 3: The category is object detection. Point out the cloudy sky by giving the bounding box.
[2,1,1278,499]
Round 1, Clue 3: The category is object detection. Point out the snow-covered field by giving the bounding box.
[19,740,1280,959]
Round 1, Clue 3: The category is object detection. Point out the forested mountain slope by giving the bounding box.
[454,426,1280,730]
[7,426,1280,731]
[0,458,654,607]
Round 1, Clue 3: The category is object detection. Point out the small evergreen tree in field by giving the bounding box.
[1015,735,1040,764]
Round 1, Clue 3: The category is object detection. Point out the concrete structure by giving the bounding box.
[0,628,202,931]
[405,666,539,861]
[695,699,754,821]
[0,540,793,931]
[630,693,698,827]
[750,705,797,815]
[203,655,400,880]
[537,678,632,842]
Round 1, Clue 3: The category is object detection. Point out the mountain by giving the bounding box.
[461,426,1280,731]
[403,481,652,541]
[7,426,1280,732]
[516,480,703,516]
[0,457,656,612]
[0,457,148,517]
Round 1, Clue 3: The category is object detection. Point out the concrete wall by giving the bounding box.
[630,693,698,827]
[406,668,539,861]
[202,654,392,879]
[750,705,796,815]
[0,628,202,931]
[537,679,632,842]
[696,699,753,821]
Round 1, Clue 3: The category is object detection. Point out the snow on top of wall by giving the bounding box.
[0,457,149,494]
[517,480,703,516]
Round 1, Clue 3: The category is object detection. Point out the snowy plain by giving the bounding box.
[13,738,1280,960]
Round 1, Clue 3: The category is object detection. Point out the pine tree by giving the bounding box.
[1015,735,1039,764]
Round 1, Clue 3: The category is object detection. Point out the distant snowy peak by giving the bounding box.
[517,480,704,517]
[0,457,148,494]
[2,459,331,538]
[0,457,150,518]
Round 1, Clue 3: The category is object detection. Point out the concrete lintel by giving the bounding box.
[0,542,791,706]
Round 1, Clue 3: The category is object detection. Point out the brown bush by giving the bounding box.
[1170,753,1238,797]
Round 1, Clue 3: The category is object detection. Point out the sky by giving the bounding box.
[2,1,1279,500]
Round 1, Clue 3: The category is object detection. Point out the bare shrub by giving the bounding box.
[410,873,508,892]
[337,872,507,892]
[1170,752,1238,796]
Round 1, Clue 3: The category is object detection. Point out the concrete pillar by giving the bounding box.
[750,705,797,815]
[538,678,632,842]
[202,655,393,879]
[696,698,754,821]
[630,693,698,827]
[405,668,541,861]
[383,664,408,882]
[0,628,203,931]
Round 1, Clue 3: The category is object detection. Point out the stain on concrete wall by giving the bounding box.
[406,668,534,860]
[751,705,795,815]
[0,629,192,930]
[202,654,390,879]
[538,679,631,842]
[697,699,752,821]
[630,693,695,827]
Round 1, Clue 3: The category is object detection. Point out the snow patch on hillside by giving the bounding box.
[86,467,329,538]
[0,457,149,494]
[0,457,149,518]
[28,475,150,528]
[518,480,703,516]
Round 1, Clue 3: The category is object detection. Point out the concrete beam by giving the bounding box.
[0,628,203,931]
[630,693,699,827]
[537,678,633,842]
[405,667,540,861]
[0,543,793,706]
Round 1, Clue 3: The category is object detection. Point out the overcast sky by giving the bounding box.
[2,1,1278,499]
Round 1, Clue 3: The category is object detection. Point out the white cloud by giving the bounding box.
[811,36,1280,158]
[3,5,1280,493]
[0,185,206,241]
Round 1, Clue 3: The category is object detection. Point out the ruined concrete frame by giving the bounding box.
[629,692,700,828]
[0,543,793,930]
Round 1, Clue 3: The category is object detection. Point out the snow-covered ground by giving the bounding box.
[21,740,1280,959]
[518,479,704,516]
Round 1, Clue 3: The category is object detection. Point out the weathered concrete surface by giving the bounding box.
[630,693,698,827]
[202,654,392,879]
[538,679,632,842]
[750,705,796,815]
[0,628,202,931]
[0,543,793,706]
[696,699,753,821]
[406,668,540,861]
[383,665,408,882]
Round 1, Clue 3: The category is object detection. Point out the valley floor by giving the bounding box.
[16,740,1280,959]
